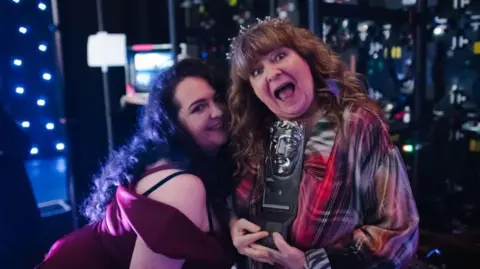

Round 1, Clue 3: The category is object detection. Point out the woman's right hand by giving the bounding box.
[230,218,274,265]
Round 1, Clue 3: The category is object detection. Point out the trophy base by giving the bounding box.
[254,212,295,250]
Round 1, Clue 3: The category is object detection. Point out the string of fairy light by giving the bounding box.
[8,0,66,157]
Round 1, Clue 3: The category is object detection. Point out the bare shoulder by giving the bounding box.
[135,168,208,230]
[135,168,206,200]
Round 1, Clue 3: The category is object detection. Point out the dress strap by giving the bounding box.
[206,200,215,235]
[142,163,174,178]
[142,171,189,197]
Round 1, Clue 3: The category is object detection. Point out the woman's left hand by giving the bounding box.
[250,232,306,269]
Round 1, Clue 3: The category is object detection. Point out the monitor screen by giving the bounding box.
[126,45,174,93]
[134,52,174,71]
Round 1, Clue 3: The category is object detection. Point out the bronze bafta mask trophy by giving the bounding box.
[256,120,306,249]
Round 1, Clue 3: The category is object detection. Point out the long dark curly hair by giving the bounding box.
[83,59,233,223]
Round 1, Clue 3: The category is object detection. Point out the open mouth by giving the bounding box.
[274,156,290,166]
[273,82,296,101]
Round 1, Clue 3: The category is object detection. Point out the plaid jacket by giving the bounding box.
[234,105,419,269]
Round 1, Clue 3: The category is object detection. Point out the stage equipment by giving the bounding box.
[120,44,174,107]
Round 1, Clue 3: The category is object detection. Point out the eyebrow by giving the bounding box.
[252,47,284,68]
[188,98,207,110]
[267,47,283,56]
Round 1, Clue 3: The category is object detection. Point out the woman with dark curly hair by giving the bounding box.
[36,59,235,269]
[227,18,419,269]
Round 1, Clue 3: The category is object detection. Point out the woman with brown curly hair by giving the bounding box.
[227,18,419,269]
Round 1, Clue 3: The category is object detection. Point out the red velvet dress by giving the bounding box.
[36,166,234,269]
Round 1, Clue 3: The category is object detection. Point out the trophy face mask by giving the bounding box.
[263,121,306,211]
[269,123,303,178]
[256,120,306,249]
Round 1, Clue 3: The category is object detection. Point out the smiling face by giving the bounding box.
[248,47,315,120]
[175,77,228,155]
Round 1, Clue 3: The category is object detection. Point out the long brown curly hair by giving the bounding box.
[228,18,381,177]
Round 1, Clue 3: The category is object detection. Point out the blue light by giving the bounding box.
[55,143,65,151]
[42,72,52,80]
[46,123,55,130]
[426,248,441,258]
[30,147,39,155]
[21,121,30,128]
[38,43,47,52]
[13,58,22,66]
[15,86,24,94]
[18,26,28,34]
[38,2,47,10]
[37,99,46,106]
[12,0,20,4]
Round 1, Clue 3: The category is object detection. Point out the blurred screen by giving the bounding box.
[134,52,174,71]
[126,48,174,93]
[133,52,173,88]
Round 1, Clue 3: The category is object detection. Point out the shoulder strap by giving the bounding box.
[142,163,175,178]
[206,200,215,234]
[142,171,189,197]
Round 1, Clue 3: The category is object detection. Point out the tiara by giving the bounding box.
[226,16,283,60]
